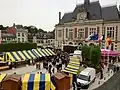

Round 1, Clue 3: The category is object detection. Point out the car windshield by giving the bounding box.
[77,74,89,81]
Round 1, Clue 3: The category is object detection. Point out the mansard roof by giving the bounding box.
[59,0,120,24]
[102,5,120,21]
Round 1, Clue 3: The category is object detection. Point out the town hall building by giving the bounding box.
[55,0,120,51]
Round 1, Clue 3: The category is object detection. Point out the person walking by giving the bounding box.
[52,68,55,74]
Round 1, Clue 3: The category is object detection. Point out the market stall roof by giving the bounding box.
[63,56,80,75]
[22,74,56,90]
[32,49,42,57]
[6,52,25,62]
[27,50,37,59]
[101,49,120,56]
[22,50,31,60]
[45,49,52,56]
[41,49,49,56]
[37,48,46,57]
[0,74,7,83]
[48,49,56,55]
[17,51,27,60]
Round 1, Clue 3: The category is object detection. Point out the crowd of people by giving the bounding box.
[43,51,70,75]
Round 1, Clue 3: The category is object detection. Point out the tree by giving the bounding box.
[81,45,101,69]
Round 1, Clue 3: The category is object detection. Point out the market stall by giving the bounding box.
[63,56,80,88]
[0,74,7,88]
[47,49,56,55]
[54,72,70,90]
[2,74,21,90]
[101,49,120,66]
[22,74,56,90]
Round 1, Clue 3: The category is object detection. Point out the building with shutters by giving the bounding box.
[54,0,120,51]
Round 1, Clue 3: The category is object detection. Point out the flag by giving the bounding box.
[86,33,98,41]
[106,37,112,48]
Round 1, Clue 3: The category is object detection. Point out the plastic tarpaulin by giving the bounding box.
[63,56,80,74]
[41,49,49,56]
[22,74,56,90]
[6,52,22,62]
[22,51,31,60]
[63,56,80,87]
[45,49,52,56]
[37,48,46,57]
[27,50,37,59]
[32,49,42,57]
[17,51,27,60]
[0,74,6,83]
[6,51,33,62]
[48,49,55,55]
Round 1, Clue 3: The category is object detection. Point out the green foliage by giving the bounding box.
[0,43,37,52]
[81,44,101,68]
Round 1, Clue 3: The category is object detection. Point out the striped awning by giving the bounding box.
[37,48,46,57]
[0,74,7,83]
[6,52,23,62]
[41,49,49,56]
[63,56,80,75]
[32,49,42,57]
[63,67,78,74]
[22,51,32,60]
[22,74,56,90]
[27,50,37,59]
[45,49,52,56]
[48,49,55,55]
[16,51,26,60]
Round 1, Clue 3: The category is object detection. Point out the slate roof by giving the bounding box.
[59,0,120,24]
[102,5,120,21]
[59,12,73,24]
[87,1,102,20]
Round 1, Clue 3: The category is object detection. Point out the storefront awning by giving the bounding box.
[48,49,55,55]
[22,74,56,90]
[0,74,7,83]
[37,48,46,57]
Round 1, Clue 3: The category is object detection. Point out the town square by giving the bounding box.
[0,0,120,90]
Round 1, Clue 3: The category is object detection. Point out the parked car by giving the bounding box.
[77,67,96,89]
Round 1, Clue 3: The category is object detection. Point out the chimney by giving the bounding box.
[59,12,61,22]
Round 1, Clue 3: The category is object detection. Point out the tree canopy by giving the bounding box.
[81,44,101,68]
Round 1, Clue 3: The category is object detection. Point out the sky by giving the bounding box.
[0,0,119,31]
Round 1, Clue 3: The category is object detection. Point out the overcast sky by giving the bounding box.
[0,0,119,31]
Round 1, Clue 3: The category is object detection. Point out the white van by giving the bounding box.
[77,67,96,89]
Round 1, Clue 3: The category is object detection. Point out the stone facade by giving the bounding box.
[55,0,120,51]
